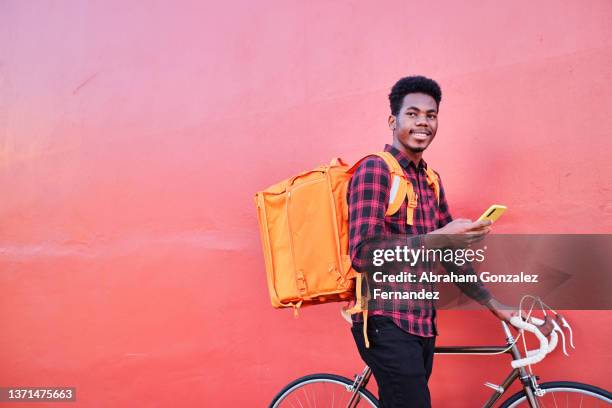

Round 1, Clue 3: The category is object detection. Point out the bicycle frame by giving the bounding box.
[347,322,543,408]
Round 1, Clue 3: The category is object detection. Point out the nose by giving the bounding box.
[415,113,428,126]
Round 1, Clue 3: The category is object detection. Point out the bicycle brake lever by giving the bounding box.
[561,317,575,349]
[552,320,568,356]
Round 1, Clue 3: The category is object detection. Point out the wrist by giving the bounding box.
[423,232,449,249]
[484,297,498,310]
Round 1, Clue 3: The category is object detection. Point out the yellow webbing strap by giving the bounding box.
[348,152,407,220]
[344,272,363,315]
[376,152,418,225]
[375,152,407,218]
[406,187,417,225]
[363,308,370,348]
[343,272,372,348]
[292,300,303,317]
[276,299,303,317]
[379,153,440,224]
[425,166,440,204]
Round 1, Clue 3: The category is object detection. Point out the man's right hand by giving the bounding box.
[428,218,492,248]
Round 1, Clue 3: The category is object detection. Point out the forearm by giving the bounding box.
[441,260,492,305]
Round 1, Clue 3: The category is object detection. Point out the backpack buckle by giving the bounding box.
[296,274,307,293]
[408,197,418,208]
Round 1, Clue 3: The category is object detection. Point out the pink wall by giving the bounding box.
[1,1,611,406]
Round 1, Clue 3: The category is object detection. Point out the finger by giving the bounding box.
[463,233,484,244]
[465,230,488,239]
[469,234,487,244]
[469,226,491,235]
[472,219,493,229]
[463,225,488,234]
[454,218,472,224]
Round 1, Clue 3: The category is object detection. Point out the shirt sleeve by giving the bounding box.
[436,171,454,228]
[348,157,389,272]
[435,173,492,304]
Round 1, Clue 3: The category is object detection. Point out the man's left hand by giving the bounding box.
[485,298,522,323]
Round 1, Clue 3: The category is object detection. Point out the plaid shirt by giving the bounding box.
[348,144,491,337]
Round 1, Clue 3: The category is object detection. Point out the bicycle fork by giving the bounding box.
[345,366,373,408]
[482,325,543,408]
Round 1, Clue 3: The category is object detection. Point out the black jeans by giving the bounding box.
[351,315,436,408]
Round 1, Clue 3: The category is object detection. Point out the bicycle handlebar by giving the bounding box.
[509,316,551,368]
[508,313,573,369]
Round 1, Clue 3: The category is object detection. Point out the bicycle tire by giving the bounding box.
[269,373,379,408]
[499,381,611,407]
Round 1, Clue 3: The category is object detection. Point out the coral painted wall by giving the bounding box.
[1,1,611,406]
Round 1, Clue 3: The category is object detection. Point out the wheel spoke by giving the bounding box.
[551,391,557,408]
[502,384,611,407]
[272,376,377,408]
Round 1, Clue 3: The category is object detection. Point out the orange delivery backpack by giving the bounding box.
[254,152,440,319]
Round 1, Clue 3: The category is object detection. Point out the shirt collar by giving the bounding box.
[383,144,427,170]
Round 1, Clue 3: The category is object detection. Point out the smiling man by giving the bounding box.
[347,76,512,407]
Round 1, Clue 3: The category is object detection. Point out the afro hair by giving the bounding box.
[389,76,442,115]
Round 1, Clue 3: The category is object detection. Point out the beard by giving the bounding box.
[407,145,427,153]
[393,131,434,154]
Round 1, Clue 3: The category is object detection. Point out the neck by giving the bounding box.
[392,140,423,164]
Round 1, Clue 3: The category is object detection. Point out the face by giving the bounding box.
[389,93,438,153]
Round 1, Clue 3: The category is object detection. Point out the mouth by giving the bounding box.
[410,130,431,141]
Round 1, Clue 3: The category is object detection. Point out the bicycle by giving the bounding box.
[269,297,611,407]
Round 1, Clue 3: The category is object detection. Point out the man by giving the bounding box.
[348,75,512,407]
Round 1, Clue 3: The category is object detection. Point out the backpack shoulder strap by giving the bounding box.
[347,152,411,220]
[372,152,410,217]
[424,166,440,204]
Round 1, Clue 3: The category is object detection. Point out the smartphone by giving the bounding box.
[477,204,507,223]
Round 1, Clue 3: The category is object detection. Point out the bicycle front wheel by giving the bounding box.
[500,381,611,407]
[269,373,379,408]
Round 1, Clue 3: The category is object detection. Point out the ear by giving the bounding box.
[388,115,397,131]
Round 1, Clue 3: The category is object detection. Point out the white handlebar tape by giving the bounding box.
[524,317,558,356]
[510,316,549,368]
[526,330,558,357]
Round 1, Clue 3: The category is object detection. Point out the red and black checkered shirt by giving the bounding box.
[348,144,491,337]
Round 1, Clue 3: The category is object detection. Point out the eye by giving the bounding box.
[427,114,437,120]
[406,112,416,117]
